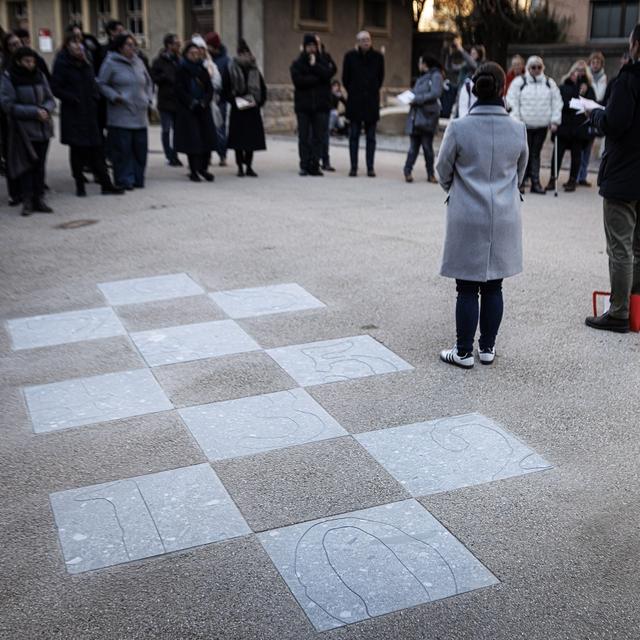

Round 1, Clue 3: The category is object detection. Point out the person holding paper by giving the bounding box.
[403,54,443,184]
[222,40,266,177]
[584,24,640,333]
[545,61,595,193]
[435,63,528,369]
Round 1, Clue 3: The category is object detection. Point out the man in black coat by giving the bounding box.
[586,24,640,333]
[342,31,384,177]
[151,33,182,167]
[290,33,336,176]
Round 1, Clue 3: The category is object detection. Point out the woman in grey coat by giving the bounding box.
[404,54,443,183]
[98,33,153,189]
[435,63,528,368]
[0,47,55,216]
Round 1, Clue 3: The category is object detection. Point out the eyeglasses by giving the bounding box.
[530,65,542,70]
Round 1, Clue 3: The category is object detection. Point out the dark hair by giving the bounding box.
[163,33,177,48]
[419,53,442,71]
[112,33,133,52]
[63,33,80,48]
[472,62,506,100]
[105,20,124,35]
[2,32,20,54]
[632,23,640,44]
[65,23,82,35]
[182,42,200,57]
[13,28,29,40]
[14,46,37,62]
[237,38,252,55]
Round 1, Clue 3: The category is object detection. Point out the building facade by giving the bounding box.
[0,0,412,131]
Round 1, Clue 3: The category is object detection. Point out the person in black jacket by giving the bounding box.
[13,28,50,81]
[290,33,335,176]
[546,61,596,193]
[342,31,384,177]
[173,42,217,182]
[151,33,183,167]
[51,35,124,197]
[585,25,640,333]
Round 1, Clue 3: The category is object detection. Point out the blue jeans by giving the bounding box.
[108,127,148,188]
[216,100,228,161]
[578,138,594,182]
[159,110,177,162]
[455,279,504,354]
[404,132,435,177]
[349,120,376,172]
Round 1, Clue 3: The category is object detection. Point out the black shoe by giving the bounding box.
[349,168,357,177]
[545,179,556,192]
[322,164,336,172]
[200,171,215,182]
[308,168,323,176]
[9,197,22,207]
[299,169,309,176]
[237,167,245,177]
[530,182,546,195]
[76,182,87,197]
[245,167,257,177]
[585,312,629,333]
[189,172,202,182]
[367,169,376,177]
[168,158,183,167]
[577,179,592,187]
[101,184,125,195]
[563,179,577,192]
[21,203,32,217]
[33,199,53,213]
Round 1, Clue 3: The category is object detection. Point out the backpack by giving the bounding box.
[520,76,551,91]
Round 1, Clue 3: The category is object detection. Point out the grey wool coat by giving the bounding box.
[97,52,153,129]
[435,103,529,282]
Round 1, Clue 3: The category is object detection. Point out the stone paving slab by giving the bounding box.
[266,335,413,387]
[209,283,326,319]
[258,499,498,631]
[179,388,347,460]
[50,463,251,574]
[24,368,173,433]
[355,413,552,496]
[98,273,204,306]
[6,307,126,350]
[130,319,261,367]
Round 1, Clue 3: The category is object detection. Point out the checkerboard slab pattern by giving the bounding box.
[7,307,126,350]
[258,499,498,631]
[98,273,204,306]
[266,335,413,387]
[50,464,251,574]
[178,388,348,460]
[209,283,325,319]
[355,413,552,496]
[24,369,173,433]
[130,320,261,367]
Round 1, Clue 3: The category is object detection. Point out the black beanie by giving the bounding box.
[303,33,316,47]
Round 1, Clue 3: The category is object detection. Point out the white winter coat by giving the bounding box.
[506,72,562,129]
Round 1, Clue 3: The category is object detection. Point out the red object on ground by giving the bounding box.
[630,294,640,332]
[592,291,610,316]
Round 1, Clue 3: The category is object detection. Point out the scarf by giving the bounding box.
[8,62,42,86]
[592,68,605,85]
[181,58,205,100]
[228,57,262,103]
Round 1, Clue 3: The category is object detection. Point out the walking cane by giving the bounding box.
[553,134,559,198]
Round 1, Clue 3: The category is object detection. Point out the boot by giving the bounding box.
[585,312,629,333]
[33,198,53,213]
[21,202,33,216]
[101,182,125,195]
[563,179,577,192]
[545,178,556,192]
[75,180,87,197]
[237,165,245,177]
[245,166,258,177]
[530,182,546,194]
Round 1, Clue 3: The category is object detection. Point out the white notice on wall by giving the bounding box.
[38,28,53,53]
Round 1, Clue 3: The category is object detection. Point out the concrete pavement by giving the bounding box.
[1,130,639,639]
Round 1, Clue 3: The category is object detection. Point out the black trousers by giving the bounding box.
[349,120,377,172]
[455,279,504,354]
[188,152,211,175]
[69,145,111,186]
[21,140,49,202]
[552,135,585,182]
[296,110,327,172]
[525,127,547,184]
[235,149,254,168]
[404,132,435,178]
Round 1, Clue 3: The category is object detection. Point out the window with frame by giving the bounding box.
[295,0,331,30]
[190,0,215,35]
[7,1,28,30]
[125,0,145,44]
[67,0,83,26]
[96,0,112,43]
[361,0,389,31]
[591,1,639,39]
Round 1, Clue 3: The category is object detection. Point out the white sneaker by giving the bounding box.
[440,346,474,369]
[478,346,495,365]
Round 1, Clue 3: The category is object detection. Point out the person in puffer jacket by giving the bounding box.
[506,55,562,194]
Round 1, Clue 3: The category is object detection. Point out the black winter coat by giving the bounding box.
[342,48,384,123]
[592,61,640,201]
[50,49,102,147]
[150,50,179,112]
[173,62,217,155]
[557,78,596,140]
[290,51,336,113]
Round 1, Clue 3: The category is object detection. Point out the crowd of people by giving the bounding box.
[0,21,266,215]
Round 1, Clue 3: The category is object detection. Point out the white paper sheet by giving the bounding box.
[396,90,415,105]
[569,97,604,113]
